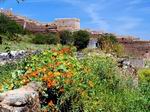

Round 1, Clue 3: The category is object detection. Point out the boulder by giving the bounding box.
[0,82,42,112]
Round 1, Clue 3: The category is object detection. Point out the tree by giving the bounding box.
[98,33,118,52]
[59,30,74,45]
[73,30,90,50]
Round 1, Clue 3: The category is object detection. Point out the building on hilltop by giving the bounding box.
[0,9,80,33]
[48,18,80,31]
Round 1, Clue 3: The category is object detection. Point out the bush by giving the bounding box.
[73,30,90,50]
[32,33,60,45]
[98,33,118,52]
[0,13,24,40]
[113,43,124,57]
[138,68,150,83]
[59,30,74,45]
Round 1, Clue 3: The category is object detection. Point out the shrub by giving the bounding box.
[32,33,60,45]
[98,33,118,52]
[113,43,125,57]
[73,30,90,50]
[0,13,24,40]
[59,30,74,45]
[138,68,150,83]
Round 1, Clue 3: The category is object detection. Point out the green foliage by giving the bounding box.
[80,56,149,112]
[97,33,125,57]
[32,33,60,45]
[138,68,150,83]
[59,30,74,45]
[113,43,125,56]
[0,13,24,40]
[0,63,18,86]
[0,46,149,112]
[73,30,90,50]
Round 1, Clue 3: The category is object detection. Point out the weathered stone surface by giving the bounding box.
[0,82,42,112]
[0,50,41,65]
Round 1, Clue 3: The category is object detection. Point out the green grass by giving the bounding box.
[0,42,54,52]
[0,34,55,52]
[0,63,17,84]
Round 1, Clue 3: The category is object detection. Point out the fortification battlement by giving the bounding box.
[55,18,80,22]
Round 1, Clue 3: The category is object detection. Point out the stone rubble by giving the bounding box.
[0,82,42,112]
[0,50,41,65]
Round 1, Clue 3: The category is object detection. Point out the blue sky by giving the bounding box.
[0,0,150,40]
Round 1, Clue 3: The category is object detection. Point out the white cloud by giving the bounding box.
[61,0,109,31]
[85,4,109,30]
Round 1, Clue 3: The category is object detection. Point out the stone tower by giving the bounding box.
[54,18,80,31]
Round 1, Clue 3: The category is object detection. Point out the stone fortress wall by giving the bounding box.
[48,18,80,31]
[117,36,150,59]
[0,9,80,33]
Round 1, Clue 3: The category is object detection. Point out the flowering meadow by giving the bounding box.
[0,46,149,112]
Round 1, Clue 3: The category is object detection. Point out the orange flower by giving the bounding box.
[48,71,52,75]
[30,71,38,77]
[47,80,52,88]
[55,62,62,66]
[48,72,55,78]
[41,67,47,72]
[54,72,61,77]
[48,100,54,107]
[42,76,48,81]
[63,72,73,78]
[51,80,57,86]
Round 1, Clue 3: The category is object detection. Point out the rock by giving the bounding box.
[0,82,42,112]
[0,50,41,65]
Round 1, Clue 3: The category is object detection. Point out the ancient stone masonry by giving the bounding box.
[0,9,80,33]
[53,18,80,31]
[117,37,150,59]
